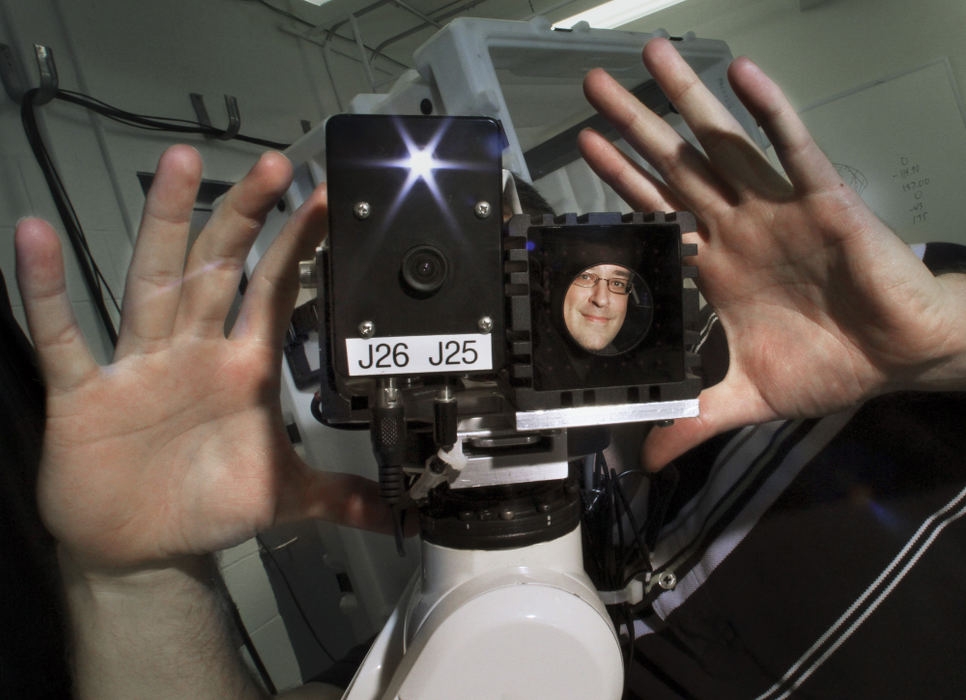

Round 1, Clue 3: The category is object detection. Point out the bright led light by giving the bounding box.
[390,125,448,200]
[405,147,437,181]
[380,120,463,231]
[554,0,688,29]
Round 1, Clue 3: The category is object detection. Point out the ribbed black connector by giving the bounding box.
[371,403,406,505]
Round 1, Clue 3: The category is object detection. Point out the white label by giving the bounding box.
[346,333,493,376]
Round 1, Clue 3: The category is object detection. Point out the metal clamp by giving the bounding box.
[597,577,645,606]
[408,440,468,502]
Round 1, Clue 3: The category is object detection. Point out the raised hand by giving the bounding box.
[579,38,966,470]
[16,145,389,574]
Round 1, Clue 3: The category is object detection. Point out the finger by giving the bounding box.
[115,145,202,357]
[230,183,327,345]
[727,56,841,193]
[583,65,734,219]
[14,218,99,391]
[577,128,683,212]
[641,38,787,198]
[641,379,764,471]
[279,468,399,535]
[176,151,293,337]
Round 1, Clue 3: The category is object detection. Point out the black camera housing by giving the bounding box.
[320,114,505,421]
[317,114,701,429]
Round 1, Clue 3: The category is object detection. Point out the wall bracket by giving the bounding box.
[189,92,241,139]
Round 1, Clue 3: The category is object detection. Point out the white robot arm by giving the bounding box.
[248,17,758,699]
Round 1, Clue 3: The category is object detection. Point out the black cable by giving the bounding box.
[612,469,626,591]
[20,82,296,348]
[255,534,337,663]
[581,455,654,690]
[55,89,291,149]
[58,89,208,129]
[24,97,118,311]
[590,454,612,587]
[614,468,653,574]
[21,89,120,346]
[596,452,621,590]
[613,470,649,579]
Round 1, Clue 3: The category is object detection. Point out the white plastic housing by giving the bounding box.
[343,527,623,700]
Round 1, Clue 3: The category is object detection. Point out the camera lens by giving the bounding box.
[401,245,448,295]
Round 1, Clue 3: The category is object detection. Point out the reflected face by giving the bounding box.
[563,264,631,352]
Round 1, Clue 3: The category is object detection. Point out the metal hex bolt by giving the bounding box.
[353,201,371,220]
[358,320,375,338]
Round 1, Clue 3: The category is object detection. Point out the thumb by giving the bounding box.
[276,464,397,535]
[641,381,761,470]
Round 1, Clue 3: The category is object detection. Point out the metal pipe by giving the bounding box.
[278,25,403,77]
[392,0,443,28]
[348,12,377,91]
[372,0,489,55]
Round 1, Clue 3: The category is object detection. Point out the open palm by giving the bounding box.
[579,39,966,469]
[16,146,387,572]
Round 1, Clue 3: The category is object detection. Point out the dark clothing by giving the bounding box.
[0,271,72,699]
[625,242,966,699]
[627,392,966,699]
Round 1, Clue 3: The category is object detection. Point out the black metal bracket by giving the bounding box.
[189,92,241,140]
[284,298,321,390]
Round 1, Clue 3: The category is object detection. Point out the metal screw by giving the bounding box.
[358,320,375,338]
[353,201,371,220]
[478,316,494,333]
[474,201,491,219]
[657,572,677,590]
[500,509,515,521]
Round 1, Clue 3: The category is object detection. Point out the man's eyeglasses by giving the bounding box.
[572,272,633,295]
